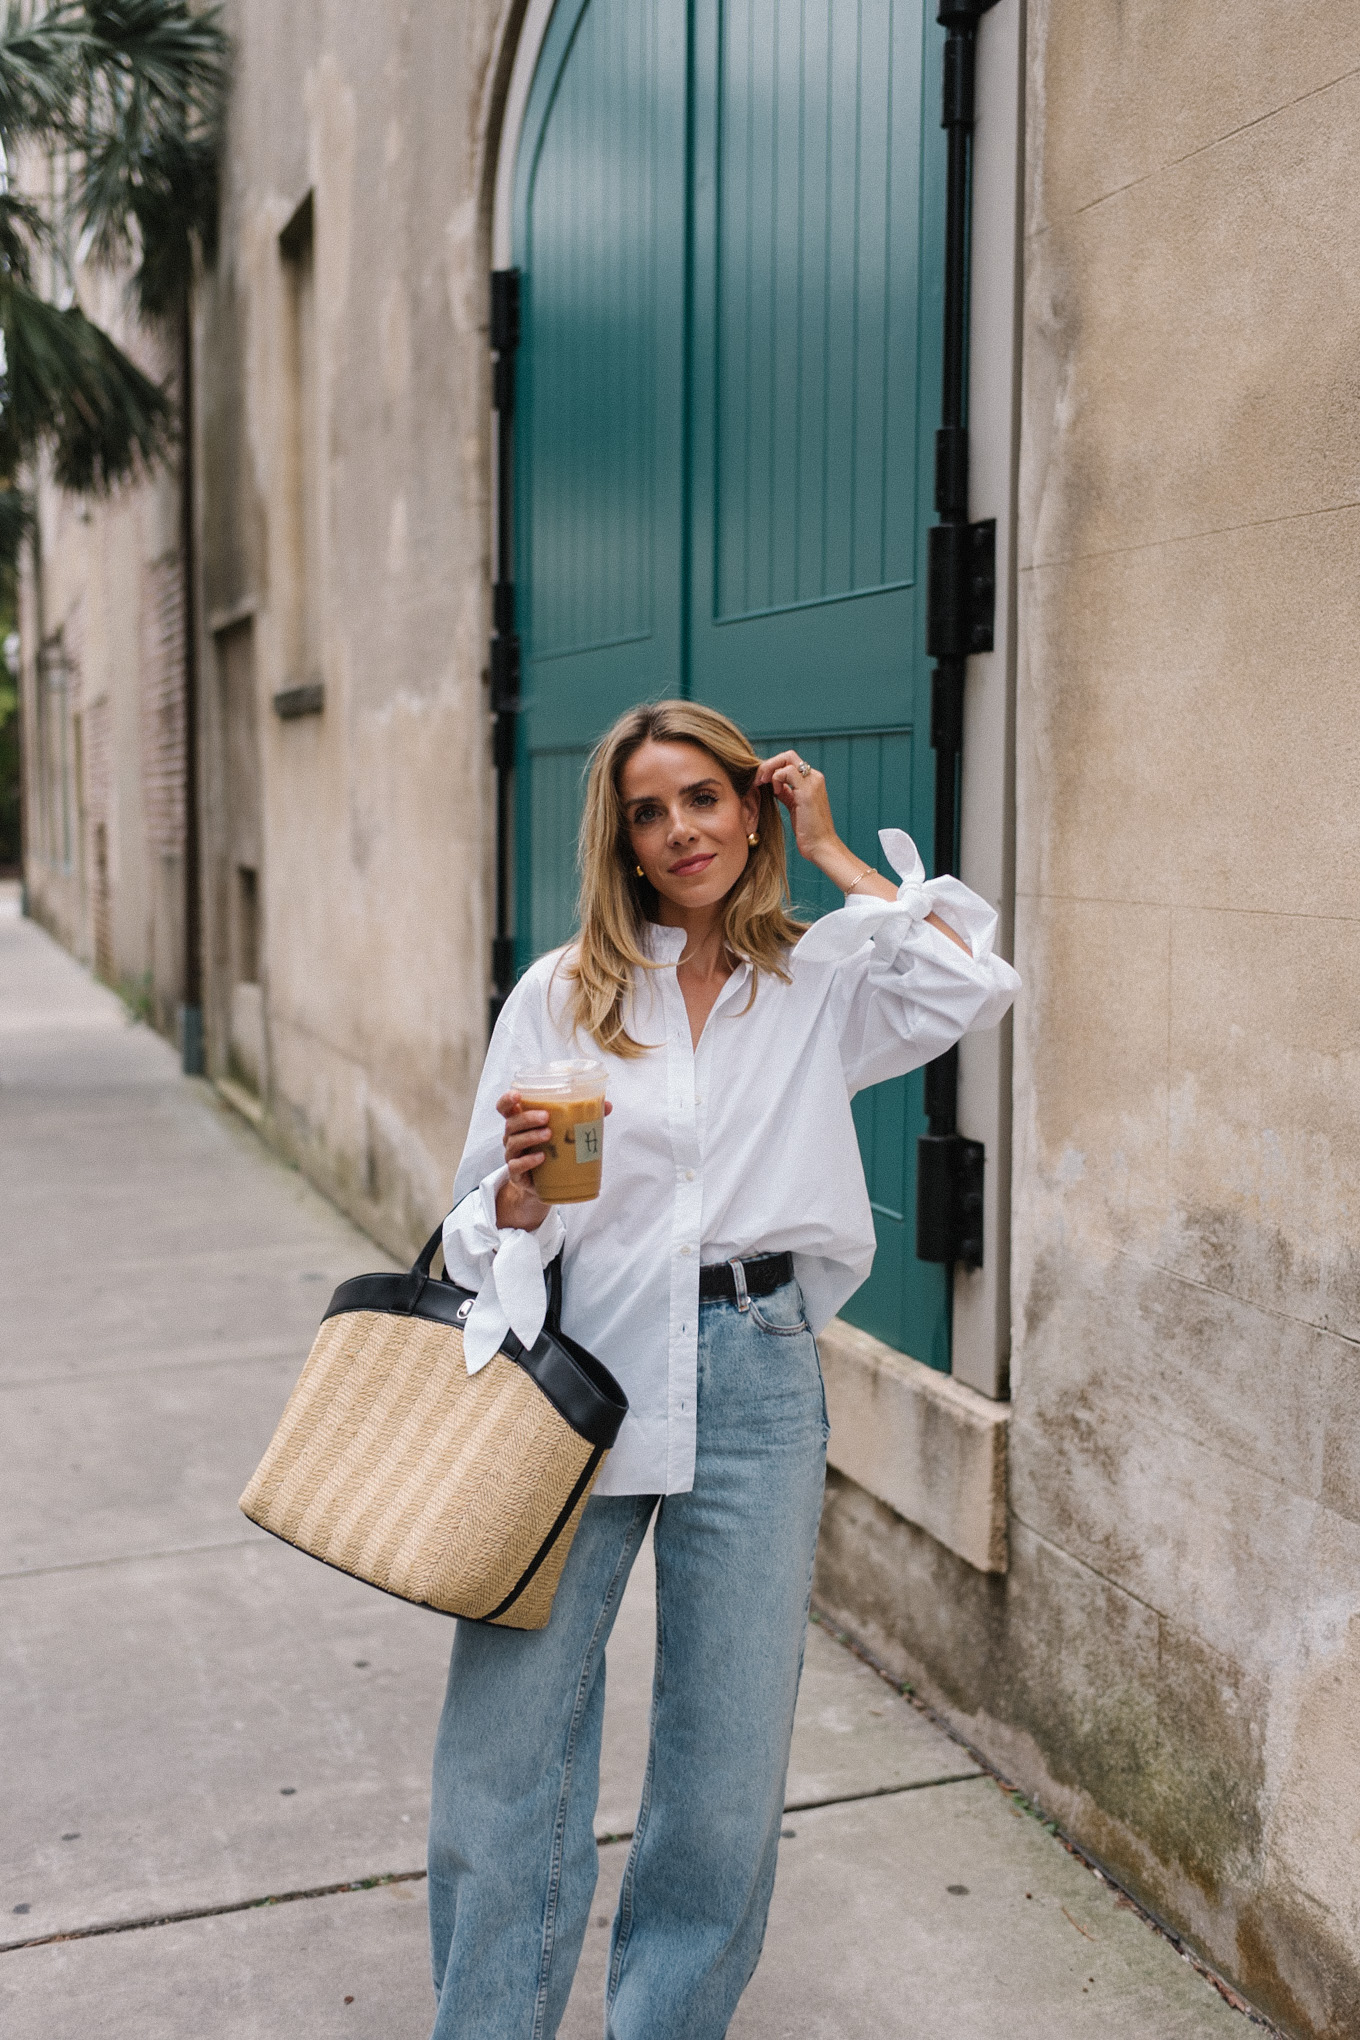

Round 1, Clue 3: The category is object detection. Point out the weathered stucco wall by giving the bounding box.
[197,0,524,1254]
[820,9,1360,2036]
[20,282,183,1030]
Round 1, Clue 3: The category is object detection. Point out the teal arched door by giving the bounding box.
[512,0,949,1368]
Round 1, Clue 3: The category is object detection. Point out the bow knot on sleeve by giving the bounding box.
[443,1173,567,1373]
[791,830,962,965]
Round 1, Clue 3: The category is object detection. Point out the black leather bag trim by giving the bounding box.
[323,1268,460,1322]
[319,1227,628,1452]
[497,1319,627,1450]
[479,1444,606,1622]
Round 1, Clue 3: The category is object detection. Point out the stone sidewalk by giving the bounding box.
[0,887,1256,2038]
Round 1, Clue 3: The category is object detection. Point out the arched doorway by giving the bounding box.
[508,0,949,1367]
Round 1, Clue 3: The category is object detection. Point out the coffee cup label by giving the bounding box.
[569,1118,603,1165]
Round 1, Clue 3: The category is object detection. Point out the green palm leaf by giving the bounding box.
[0,272,170,488]
[76,0,228,123]
[0,187,47,282]
[0,479,32,569]
[0,2,229,504]
[0,3,84,147]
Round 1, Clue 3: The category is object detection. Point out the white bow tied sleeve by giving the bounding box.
[792,827,1020,1094]
[441,1171,567,1374]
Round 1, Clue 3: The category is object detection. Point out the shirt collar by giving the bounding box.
[638,923,753,1013]
[640,921,688,964]
[711,954,753,1015]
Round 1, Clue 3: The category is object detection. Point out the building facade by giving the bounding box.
[18,274,187,1033]
[18,5,1360,2033]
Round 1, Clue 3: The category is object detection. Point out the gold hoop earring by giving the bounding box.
[636,864,645,878]
[747,833,759,847]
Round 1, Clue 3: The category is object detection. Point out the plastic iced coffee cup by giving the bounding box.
[514,1059,607,1205]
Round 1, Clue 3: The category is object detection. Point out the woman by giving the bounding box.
[431,700,1018,2039]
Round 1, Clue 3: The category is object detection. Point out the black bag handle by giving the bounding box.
[420,1220,564,1335]
[414,1224,447,1279]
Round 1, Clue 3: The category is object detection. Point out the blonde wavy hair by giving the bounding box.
[563,701,806,1058]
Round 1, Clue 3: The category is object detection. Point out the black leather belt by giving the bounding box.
[698,1252,794,1304]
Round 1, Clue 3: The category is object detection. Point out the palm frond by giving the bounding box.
[69,118,217,285]
[0,186,48,281]
[64,0,229,295]
[0,272,170,488]
[75,0,229,134]
[0,479,32,570]
[126,126,215,313]
[0,3,83,149]
[0,2,229,501]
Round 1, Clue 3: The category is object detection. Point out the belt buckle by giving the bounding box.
[727,1256,750,1312]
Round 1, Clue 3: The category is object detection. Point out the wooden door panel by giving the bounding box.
[513,0,689,879]
[691,0,932,726]
[698,0,947,1364]
[710,0,919,616]
[522,745,592,960]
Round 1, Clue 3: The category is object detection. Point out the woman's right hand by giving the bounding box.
[494,1091,552,1232]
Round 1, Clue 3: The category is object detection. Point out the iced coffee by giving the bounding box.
[514,1059,607,1205]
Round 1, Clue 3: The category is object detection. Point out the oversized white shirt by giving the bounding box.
[443,830,1019,1497]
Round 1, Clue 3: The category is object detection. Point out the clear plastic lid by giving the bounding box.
[512,1057,607,1101]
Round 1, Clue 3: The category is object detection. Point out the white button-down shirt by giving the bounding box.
[443,830,1019,1497]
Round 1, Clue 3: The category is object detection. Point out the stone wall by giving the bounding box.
[193,0,522,1254]
[818,9,1360,2036]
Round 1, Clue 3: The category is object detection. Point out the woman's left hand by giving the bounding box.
[753,750,967,946]
[753,750,838,865]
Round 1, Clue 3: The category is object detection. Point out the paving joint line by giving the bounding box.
[597,1768,983,1843]
[0,1535,267,1584]
[0,1347,311,1394]
[783,1773,981,1813]
[0,1774,984,1955]
[0,1872,428,1955]
[809,1607,1285,2034]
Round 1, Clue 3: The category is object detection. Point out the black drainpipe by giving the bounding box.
[916,0,998,1272]
[179,284,205,1075]
[488,268,521,1036]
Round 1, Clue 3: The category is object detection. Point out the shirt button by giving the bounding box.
[685,1169,695,1181]
[680,1244,692,1256]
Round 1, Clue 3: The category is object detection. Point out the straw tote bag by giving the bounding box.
[239,1226,627,1630]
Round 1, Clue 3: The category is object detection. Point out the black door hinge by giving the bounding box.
[916,1133,985,1268]
[490,268,521,403]
[926,517,995,662]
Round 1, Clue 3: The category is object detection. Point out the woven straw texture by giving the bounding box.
[239,1310,603,1629]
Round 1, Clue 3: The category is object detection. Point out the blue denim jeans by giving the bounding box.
[427,1278,828,2040]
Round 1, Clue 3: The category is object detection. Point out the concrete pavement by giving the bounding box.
[0,886,1259,2037]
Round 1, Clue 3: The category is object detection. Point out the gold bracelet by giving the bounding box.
[845,864,876,895]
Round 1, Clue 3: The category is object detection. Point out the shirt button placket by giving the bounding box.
[664,967,701,1491]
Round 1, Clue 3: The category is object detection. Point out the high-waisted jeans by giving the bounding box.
[426,1277,829,2040]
